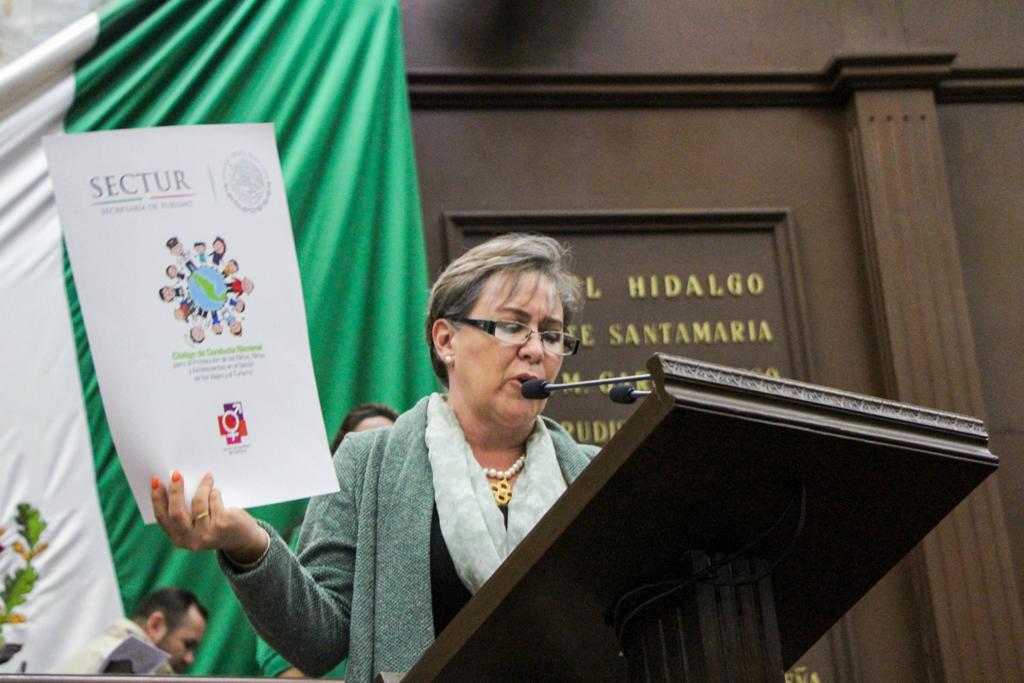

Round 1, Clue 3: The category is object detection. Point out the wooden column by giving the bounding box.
[843,56,1024,681]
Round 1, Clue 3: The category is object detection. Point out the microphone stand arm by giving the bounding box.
[544,373,651,392]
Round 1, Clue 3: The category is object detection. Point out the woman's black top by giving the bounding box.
[430,503,508,636]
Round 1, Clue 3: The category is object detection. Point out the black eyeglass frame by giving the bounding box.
[447,316,581,356]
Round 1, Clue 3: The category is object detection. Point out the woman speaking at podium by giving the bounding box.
[150,233,599,682]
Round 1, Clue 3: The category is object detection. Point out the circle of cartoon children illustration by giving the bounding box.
[159,236,253,344]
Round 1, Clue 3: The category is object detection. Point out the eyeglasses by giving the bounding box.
[448,317,580,356]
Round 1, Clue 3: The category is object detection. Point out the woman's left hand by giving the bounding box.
[151,471,269,563]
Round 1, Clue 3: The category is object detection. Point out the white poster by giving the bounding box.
[43,124,339,523]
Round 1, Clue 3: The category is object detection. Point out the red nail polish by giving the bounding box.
[151,476,160,490]
[171,470,181,483]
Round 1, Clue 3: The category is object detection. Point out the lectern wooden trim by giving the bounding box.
[404,354,996,682]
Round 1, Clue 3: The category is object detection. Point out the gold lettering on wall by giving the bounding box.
[628,275,645,299]
[559,370,585,394]
[665,275,682,297]
[627,273,766,299]
[559,419,626,445]
[608,320,774,346]
[580,324,596,347]
[566,323,597,348]
[708,273,724,296]
[784,667,822,683]
[584,276,602,299]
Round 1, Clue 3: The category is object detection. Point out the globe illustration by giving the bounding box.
[188,266,229,312]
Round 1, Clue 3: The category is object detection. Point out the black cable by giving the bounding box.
[707,484,806,586]
[612,483,807,647]
[611,484,799,623]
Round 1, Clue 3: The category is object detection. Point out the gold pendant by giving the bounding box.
[490,477,512,505]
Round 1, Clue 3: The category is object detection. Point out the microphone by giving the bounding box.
[521,379,554,399]
[521,374,651,400]
[602,387,651,403]
[609,385,651,404]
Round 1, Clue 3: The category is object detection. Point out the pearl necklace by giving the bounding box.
[483,454,525,505]
[482,454,525,480]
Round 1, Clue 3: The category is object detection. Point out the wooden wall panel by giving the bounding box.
[898,1,1024,68]
[941,103,1024,619]
[402,0,844,74]
[847,87,1024,681]
[402,0,1024,74]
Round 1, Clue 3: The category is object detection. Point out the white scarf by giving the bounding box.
[426,393,567,594]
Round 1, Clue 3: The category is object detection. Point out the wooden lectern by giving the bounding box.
[395,354,997,682]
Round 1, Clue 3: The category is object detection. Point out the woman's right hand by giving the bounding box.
[151,471,269,565]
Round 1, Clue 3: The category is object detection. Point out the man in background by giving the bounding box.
[51,587,207,674]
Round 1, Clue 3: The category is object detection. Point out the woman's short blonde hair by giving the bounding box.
[426,233,582,386]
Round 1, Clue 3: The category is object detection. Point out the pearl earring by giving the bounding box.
[444,355,453,365]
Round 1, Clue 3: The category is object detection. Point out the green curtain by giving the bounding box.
[63,0,437,674]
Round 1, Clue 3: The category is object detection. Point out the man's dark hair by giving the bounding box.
[331,403,399,452]
[132,587,208,631]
